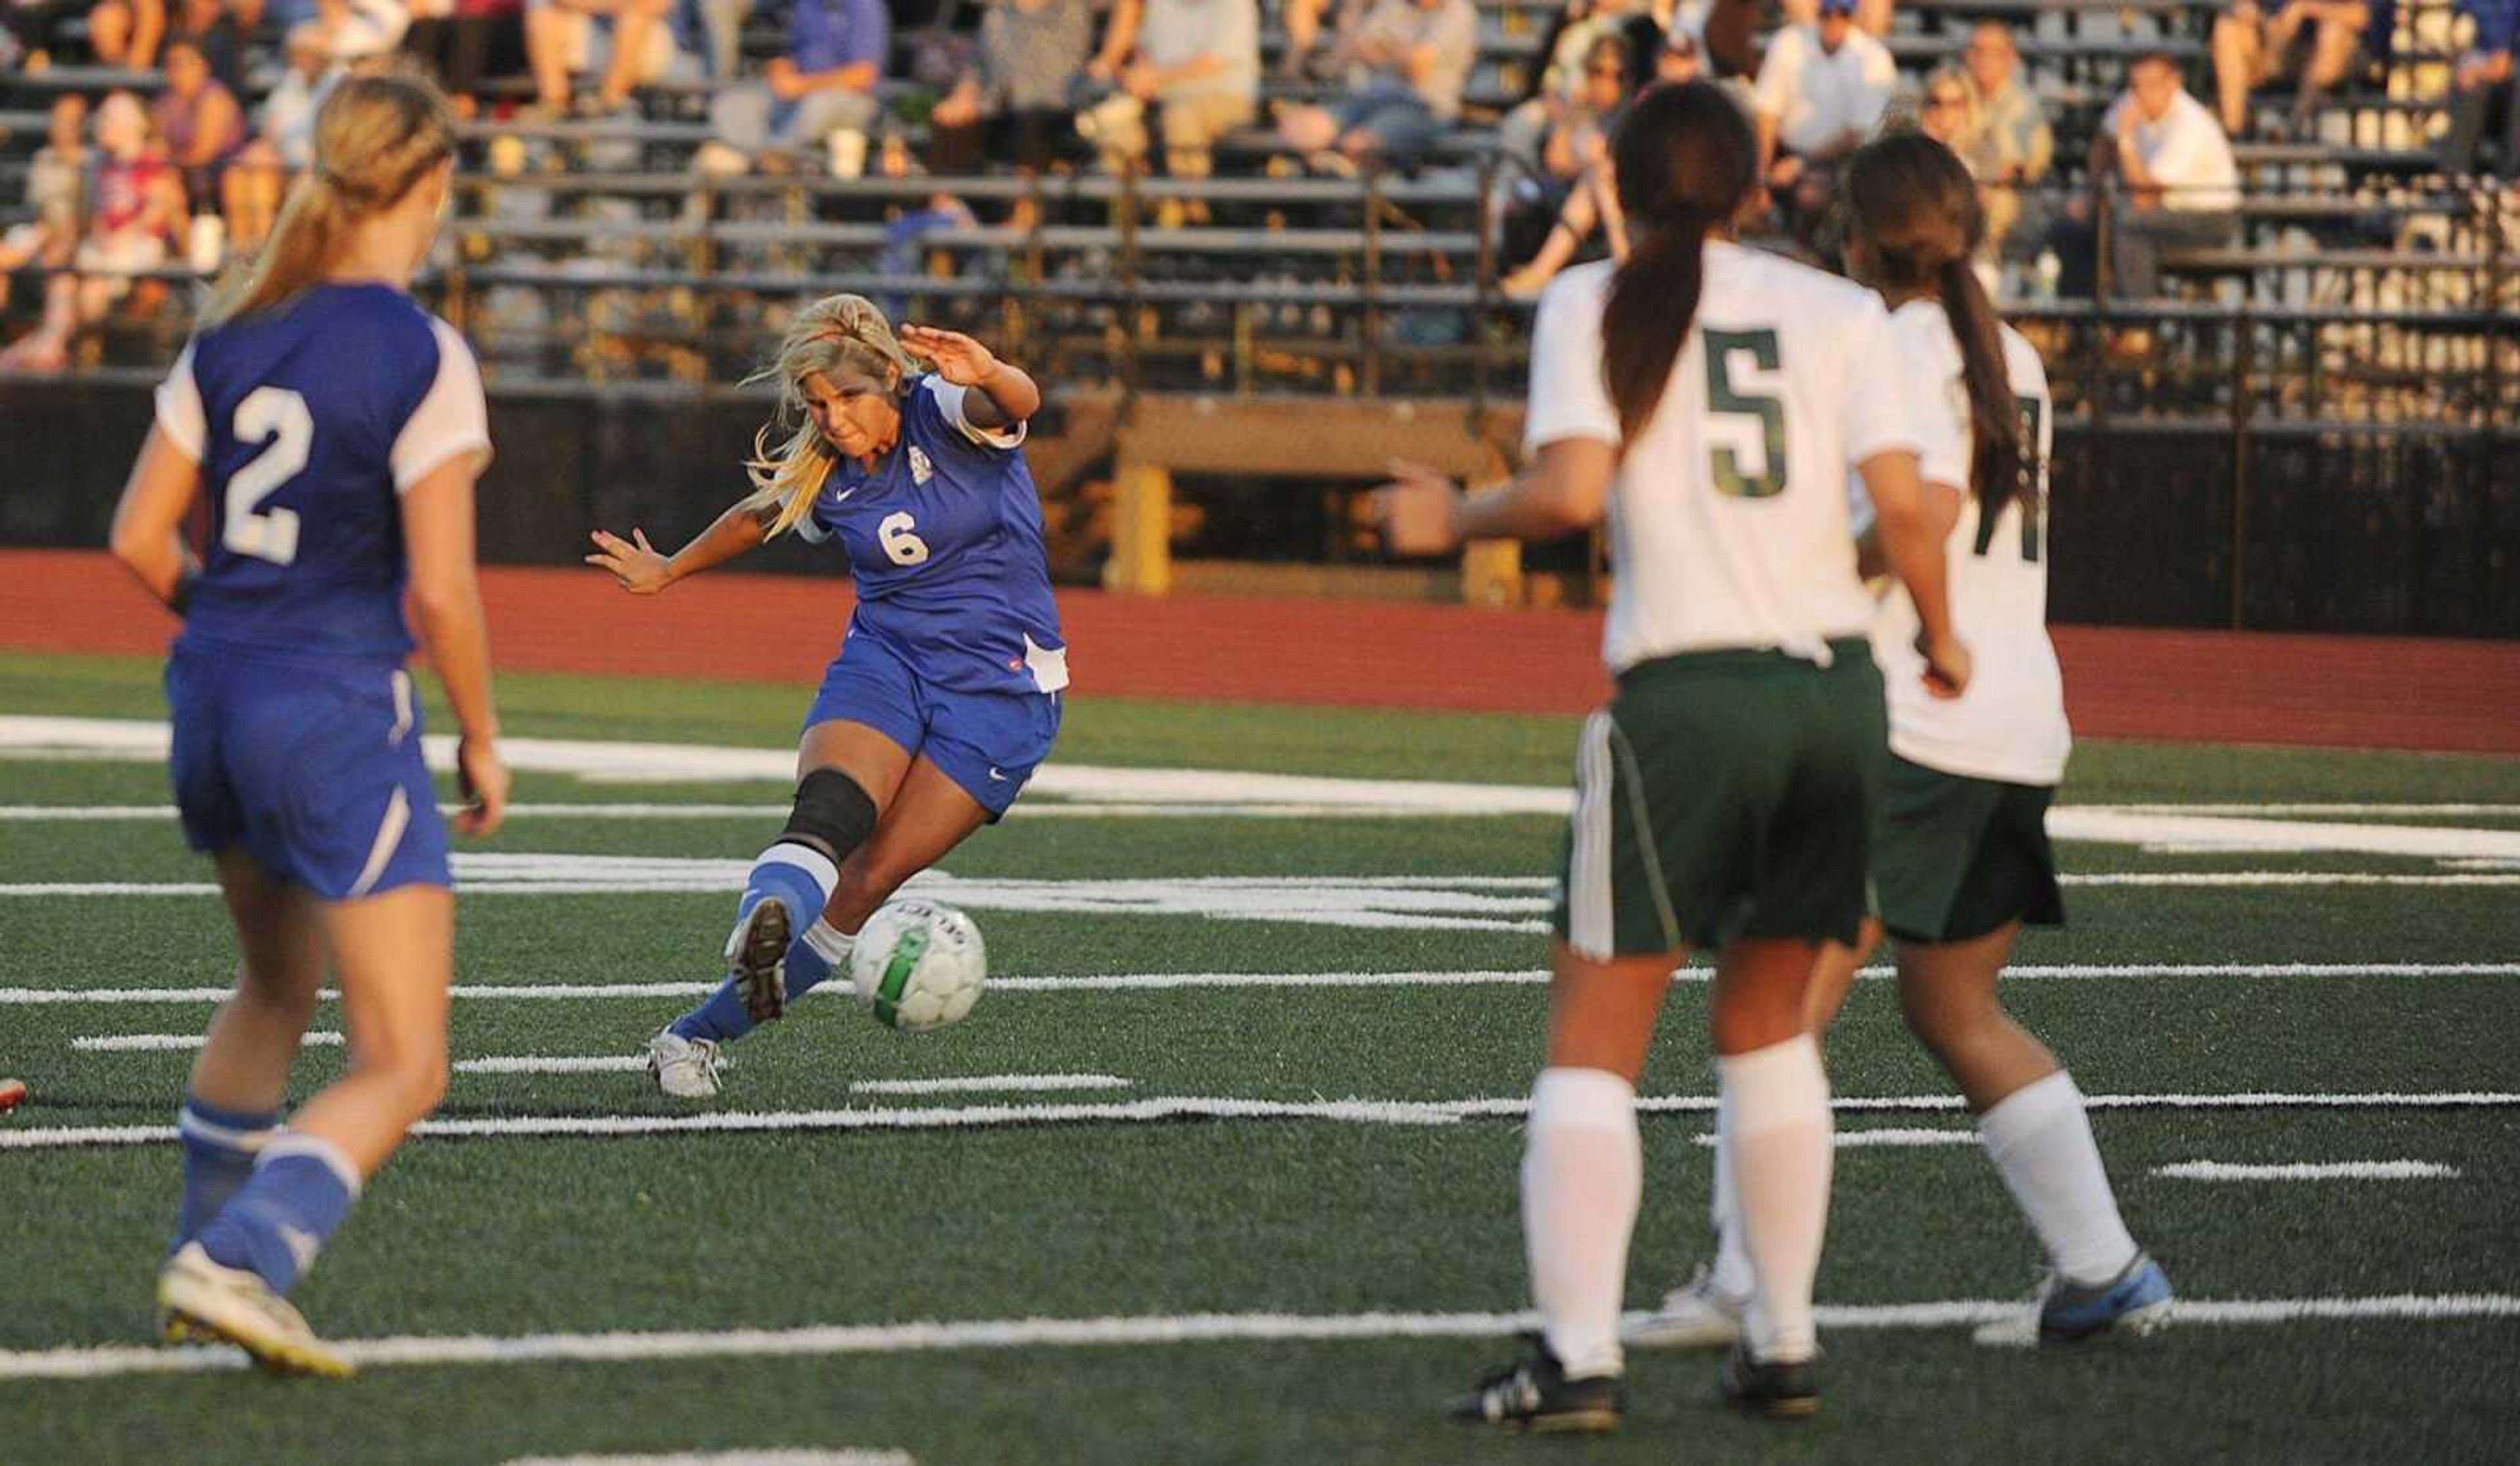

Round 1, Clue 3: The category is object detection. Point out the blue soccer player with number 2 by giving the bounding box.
[586,295,1067,1099]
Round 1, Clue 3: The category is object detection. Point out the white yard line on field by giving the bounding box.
[4,1295,2517,1382]
[849,1075,1131,1096]
[9,715,2520,860]
[4,869,2517,907]
[452,1057,652,1076]
[9,1089,2520,1152]
[14,962,2519,1008]
[72,1031,344,1053]
[501,1453,910,1466]
[2154,1160,2464,1182]
[1692,1126,1977,1149]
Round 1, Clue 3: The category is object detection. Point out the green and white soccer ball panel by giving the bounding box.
[850,898,986,1032]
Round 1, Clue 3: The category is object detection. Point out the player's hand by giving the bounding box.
[454,736,510,838]
[585,528,672,593]
[1370,459,1466,556]
[1918,631,1973,700]
[900,325,999,387]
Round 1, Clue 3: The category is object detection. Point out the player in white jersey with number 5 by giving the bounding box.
[1631,132,2174,1357]
[1378,82,1972,1430]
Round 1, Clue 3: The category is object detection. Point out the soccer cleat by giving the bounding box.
[1625,1262,1748,1351]
[156,1242,353,1379]
[646,1030,723,1099]
[1720,1340,1819,1420]
[1973,1253,2175,1347]
[1446,1336,1622,1433]
[723,896,793,1023]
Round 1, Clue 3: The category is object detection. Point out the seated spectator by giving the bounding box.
[2052,52,2238,303]
[2210,0,2387,136]
[0,94,91,310]
[1500,0,1653,177]
[152,32,250,214]
[699,0,881,171]
[1076,0,1259,192]
[87,0,167,68]
[1499,19,1691,297]
[1958,23,2051,256]
[221,21,341,253]
[1273,0,1477,174]
[2441,0,2519,177]
[929,0,1097,220]
[528,0,685,115]
[406,0,530,116]
[1753,0,1895,232]
[167,0,249,91]
[2,91,186,371]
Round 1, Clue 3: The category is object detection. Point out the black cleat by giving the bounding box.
[1720,1340,1819,1421]
[723,896,793,1023]
[1447,1337,1623,1434]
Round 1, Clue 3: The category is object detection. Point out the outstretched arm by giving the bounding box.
[586,497,768,594]
[902,324,1041,429]
[1370,438,1618,554]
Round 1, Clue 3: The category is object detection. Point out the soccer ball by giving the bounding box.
[849,898,986,1032]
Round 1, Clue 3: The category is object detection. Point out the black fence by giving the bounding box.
[3,370,2510,637]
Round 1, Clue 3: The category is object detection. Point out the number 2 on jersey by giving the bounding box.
[222,387,312,566]
[1704,329,1788,499]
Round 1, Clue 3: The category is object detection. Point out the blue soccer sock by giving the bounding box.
[670,845,841,1045]
[173,1097,280,1251]
[669,917,857,1043]
[194,1135,360,1297]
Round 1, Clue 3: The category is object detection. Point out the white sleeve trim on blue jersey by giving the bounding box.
[390,318,494,494]
[153,343,207,463]
[924,377,1028,451]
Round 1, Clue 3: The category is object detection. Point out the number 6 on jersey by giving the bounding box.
[879,511,930,566]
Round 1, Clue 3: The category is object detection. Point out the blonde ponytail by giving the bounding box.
[200,65,455,329]
[738,293,925,539]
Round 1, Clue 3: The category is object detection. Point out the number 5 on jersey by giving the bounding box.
[224,387,312,566]
[1704,329,1788,499]
[879,511,931,566]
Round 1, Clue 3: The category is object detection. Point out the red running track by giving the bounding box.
[5,549,2514,755]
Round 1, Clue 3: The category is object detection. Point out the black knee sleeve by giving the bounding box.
[780,768,877,866]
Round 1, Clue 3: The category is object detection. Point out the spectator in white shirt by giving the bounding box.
[2054,52,2239,301]
[1753,0,1894,232]
[1077,0,1260,188]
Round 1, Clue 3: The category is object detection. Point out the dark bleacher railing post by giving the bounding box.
[1472,150,1497,420]
[1362,163,1385,398]
[2230,286,2255,631]
[1118,159,1143,410]
[2485,183,2509,426]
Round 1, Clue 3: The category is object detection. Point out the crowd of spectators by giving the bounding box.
[0,0,2508,371]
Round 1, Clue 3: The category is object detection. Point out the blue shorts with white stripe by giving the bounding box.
[167,642,451,900]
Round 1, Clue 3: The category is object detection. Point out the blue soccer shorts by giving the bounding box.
[167,645,452,900]
[803,630,1062,820]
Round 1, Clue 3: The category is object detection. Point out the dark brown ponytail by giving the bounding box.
[1600,83,1757,446]
[1843,131,2026,522]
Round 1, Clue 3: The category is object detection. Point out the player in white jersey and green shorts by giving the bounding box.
[1630,131,2175,1357]
[1378,83,1973,1431]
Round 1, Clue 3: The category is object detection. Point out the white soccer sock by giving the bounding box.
[1720,1035,1832,1364]
[1708,1091,1755,1299]
[1521,1066,1641,1379]
[1977,1070,2140,1287]
[803,916,856,967]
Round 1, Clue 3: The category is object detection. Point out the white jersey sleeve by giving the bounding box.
[1522,266,1620,454]
[1838,298,1948,471]
[1885,304,1972,492]
[390,318,493,493]
[926,377,1028,450]
[154,343,207,462]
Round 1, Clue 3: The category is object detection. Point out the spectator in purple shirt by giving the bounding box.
[705,0,888,168]
[2442,0,2519,175]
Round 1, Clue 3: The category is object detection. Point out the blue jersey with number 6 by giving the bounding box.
[795,374,1068,697]
[156,282,492,665]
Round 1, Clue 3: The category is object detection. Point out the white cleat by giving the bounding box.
[646,1030,724,1099]
[156,1242,354,1378]
[1624,1263,1748,1351]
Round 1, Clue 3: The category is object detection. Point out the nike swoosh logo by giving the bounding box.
[988,768,1009,782]
[832,486,858,504]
